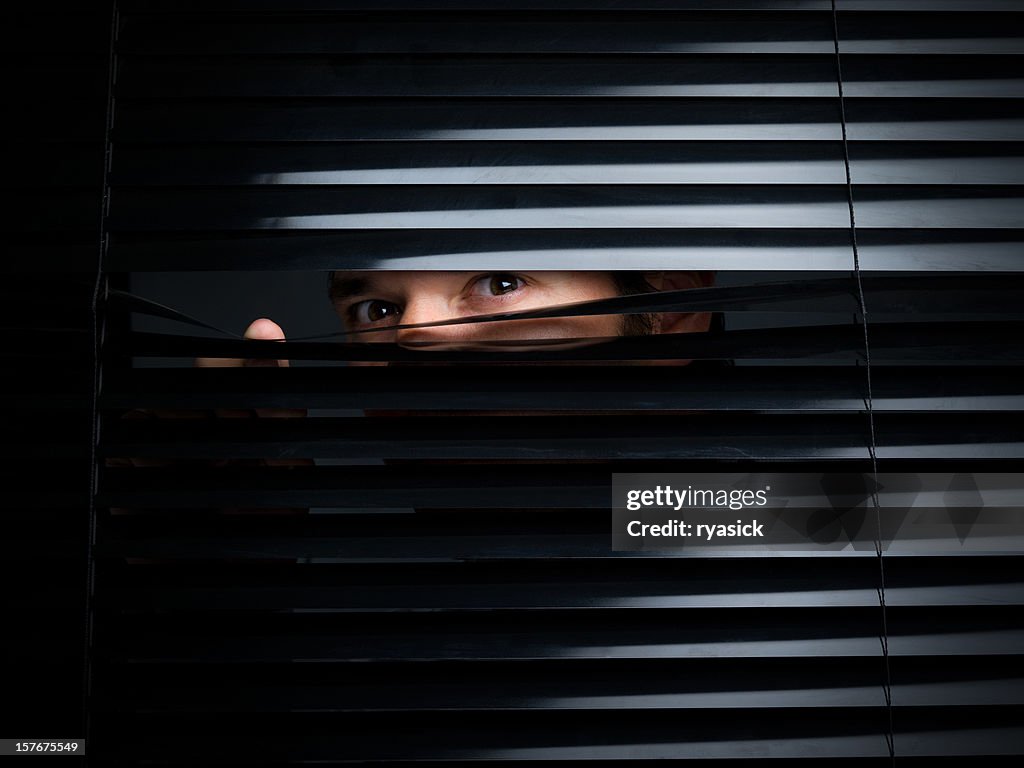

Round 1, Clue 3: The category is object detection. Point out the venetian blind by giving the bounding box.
[84,1,1024,764]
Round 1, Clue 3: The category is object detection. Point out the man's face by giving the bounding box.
[326,270,710,420]
[329,271,626,346]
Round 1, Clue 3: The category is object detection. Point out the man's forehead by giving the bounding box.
[329,270,464,299]
[327,271,624,304]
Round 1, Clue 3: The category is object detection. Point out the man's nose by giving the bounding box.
[395,298,478,346]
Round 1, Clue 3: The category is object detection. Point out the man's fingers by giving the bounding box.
[193,318,306,419]
[195,317,290,369]
[241,319,307,418]
[113,318,312,522]
[242,317,290,369]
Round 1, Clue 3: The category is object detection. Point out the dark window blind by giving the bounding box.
[84,0,1024,764]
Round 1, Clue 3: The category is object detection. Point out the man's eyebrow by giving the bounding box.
[329,276,372,302]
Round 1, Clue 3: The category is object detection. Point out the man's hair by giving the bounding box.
[609,272,658,336]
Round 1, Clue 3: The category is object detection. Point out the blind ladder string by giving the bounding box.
[84,3,119,762]
[830,1,896,762]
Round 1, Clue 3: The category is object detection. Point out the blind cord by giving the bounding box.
[831,2,895,762]
[84,2,119,763]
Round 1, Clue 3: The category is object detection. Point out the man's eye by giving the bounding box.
[350,300,401,325]
[473,273,525,297]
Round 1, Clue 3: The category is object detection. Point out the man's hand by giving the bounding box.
[111,317,311,545]
[195,317,306,422]
[109,317,311,472]
[197,316,289,367]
